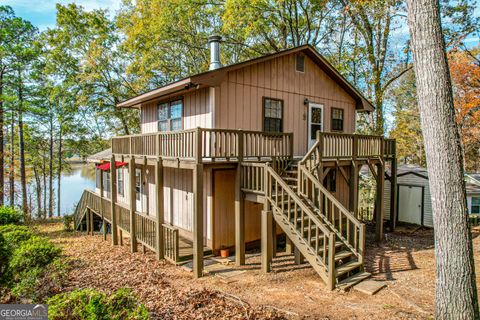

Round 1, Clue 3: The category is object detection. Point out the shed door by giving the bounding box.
[398,185,423,225]
[213,170,235,250]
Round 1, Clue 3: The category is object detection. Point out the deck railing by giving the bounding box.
[135,212,157,251]
[300,132,396,174]
[163,224,179,263]
[74,189,181,264]
[111,128,294,162]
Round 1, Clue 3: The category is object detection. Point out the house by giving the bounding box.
[74,38,397,291]
[383,165,480,227]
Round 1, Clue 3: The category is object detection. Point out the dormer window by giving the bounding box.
[295,54,305,72]
[158,99,183,131]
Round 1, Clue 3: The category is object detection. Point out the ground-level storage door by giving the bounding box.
[213,170,236,251]
[398,185,423,225]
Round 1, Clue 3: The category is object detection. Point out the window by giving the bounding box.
[263,97,283,132]
[158,99,183,131]
[96,169,101,188]
[325,170,336,192]
[104,171,111,193]
[117,168,124,197]
[295,54,305,72]
[331,108,344,132]
[472,197,480,214]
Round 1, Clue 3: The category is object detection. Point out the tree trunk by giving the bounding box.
[57,125,62,217]
[0,69,4,207]
[42,155,47,219]
[406,0,479,318]
[33,166,42,219]
[18,71,27,215]
[9,111,14,207]
[49,115,54,217]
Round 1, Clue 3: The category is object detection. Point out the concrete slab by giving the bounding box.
[353,280,386,295]
[216,269,246,279]
[181,259,217,272]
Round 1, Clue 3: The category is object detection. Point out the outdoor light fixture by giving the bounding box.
[304,98,309,105]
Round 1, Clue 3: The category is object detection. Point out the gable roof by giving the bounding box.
[117,45,374,111]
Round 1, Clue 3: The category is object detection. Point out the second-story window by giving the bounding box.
[263,97,283,132]
[158,99,183,132]
[331,108,344,132]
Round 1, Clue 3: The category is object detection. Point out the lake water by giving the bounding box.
[57,163,96,216]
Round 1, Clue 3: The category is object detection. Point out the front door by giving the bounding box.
[398,185,423,225]
[308,103,324,148]
[135,168,142,212]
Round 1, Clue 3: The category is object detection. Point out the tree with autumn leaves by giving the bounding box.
[389,47,480,171]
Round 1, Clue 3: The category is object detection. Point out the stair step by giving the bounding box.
[284,170,298,175]
[336,271,371,291]
[335,250,354,261]
[335,261,362,277]
[282,177,298,182]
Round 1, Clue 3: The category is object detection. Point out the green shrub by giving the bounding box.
[11,258,70,302]
[9,236,62,281]
[0,225,33,251]
[63,215,73,232]
[0,206,23,225]
[0,233,8,278]
[47,288,150,320]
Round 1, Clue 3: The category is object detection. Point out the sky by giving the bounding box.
[2,0,122,30]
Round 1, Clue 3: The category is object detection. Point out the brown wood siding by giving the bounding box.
[140,87,212,134]
[163,167,211,243]
[214,53,357,156]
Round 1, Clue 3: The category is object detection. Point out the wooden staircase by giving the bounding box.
[73,190,89,230]
[263,156,369,290]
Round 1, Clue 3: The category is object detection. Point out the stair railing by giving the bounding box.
[73,190,89,230]
[264,164,336,288]
[298,165,365,264]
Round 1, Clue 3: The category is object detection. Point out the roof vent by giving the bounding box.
[208,35,222,70]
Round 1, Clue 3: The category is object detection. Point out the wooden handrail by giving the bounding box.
[298,165,365,258]
[163,223,179,263]
[111,128,294,162]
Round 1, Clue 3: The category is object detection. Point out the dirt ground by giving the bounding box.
[37,222,480,319]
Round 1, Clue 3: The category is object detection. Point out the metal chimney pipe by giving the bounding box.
[208,35,222,70]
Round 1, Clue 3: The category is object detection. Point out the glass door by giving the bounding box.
[308,103,324,148]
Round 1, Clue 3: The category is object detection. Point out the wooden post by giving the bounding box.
[99,166,106,241]
[285,237,293,254]
[119,229,123,246]
[349,161,359,218]
[389,156,398,232]
[294,247,305,264]
[271,220,277,258]
[86,208,90,234]
[110,156,118,245]
[327,232,336,290]
[155,158,165,260]
[89,209,94,235]
[193,164,204,278]
[129,157,137,252]
[235,164,245,266]
[261,209,273,273]
[375,161,385,242]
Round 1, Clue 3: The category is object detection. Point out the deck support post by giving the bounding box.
[129,157,137,252]
[86,208,90,234]
[119,229,123,246]
[389,155,398,232]
[349,161,359,218]
[235,164,245,266]
[271,220,277,258]
[99,165,106,241]
[155,158,165,260]
[285,237,293,254]
[89,209,94,235]
[110,156,118,245]
[375,161,385,242]
[193,163,204,278]
[294,247,305,264]
[261,209,273,273]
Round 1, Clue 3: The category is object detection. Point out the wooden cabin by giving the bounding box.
[75,40,397,291]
